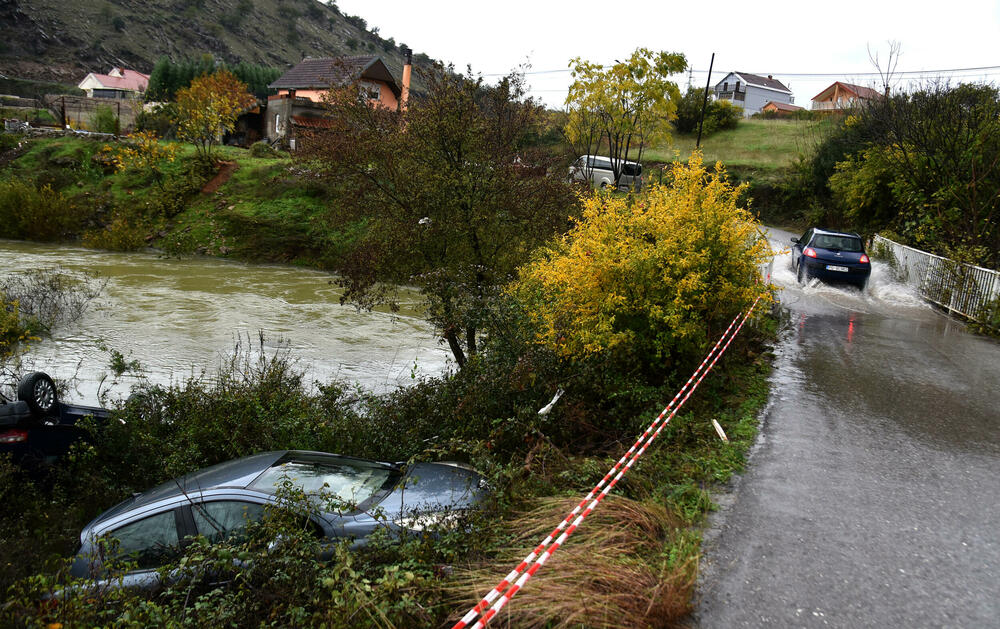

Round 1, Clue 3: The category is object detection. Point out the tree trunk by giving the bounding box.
[466,324,477,357]
[445,327,466,368]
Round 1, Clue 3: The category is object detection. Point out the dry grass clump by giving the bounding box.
[446,495,696,628]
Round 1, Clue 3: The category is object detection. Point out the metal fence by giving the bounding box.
[872,234,1000,323]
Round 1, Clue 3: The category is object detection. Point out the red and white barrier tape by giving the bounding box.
[452,297,762,629]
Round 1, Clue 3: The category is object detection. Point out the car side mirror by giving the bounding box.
[790,237,799,244]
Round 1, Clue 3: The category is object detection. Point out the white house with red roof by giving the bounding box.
[78,68,150,99]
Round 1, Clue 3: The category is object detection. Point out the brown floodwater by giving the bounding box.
[0,239,450,404]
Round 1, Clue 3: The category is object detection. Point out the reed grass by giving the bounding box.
[445,496,696,628]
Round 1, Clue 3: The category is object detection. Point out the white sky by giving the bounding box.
[332,0,1000,109]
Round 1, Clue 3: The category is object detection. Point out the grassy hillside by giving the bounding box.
[646,118,835,169]
[1,0,435,91]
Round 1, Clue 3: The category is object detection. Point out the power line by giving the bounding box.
[485,63,1000,79]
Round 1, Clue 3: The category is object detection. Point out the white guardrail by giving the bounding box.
[872,234,1000,323]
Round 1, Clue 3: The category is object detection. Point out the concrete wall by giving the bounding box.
[42,95,141,132]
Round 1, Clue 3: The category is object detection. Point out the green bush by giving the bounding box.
[91,104,119,134]
[0,292,36,361]
[0,178,85,240]
[674,87,743,135]
[134,103,177,138]
[249,140,280,158]
[82,209,153,251]
[0,132,25,153]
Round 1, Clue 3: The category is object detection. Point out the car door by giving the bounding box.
[100,507,186,589]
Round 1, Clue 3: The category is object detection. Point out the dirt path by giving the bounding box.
[201,160,238,194]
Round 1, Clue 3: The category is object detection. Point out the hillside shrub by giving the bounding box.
[0,178,83,240]
[674,87,743,135]
[92,104,119,134]
[82,209,152,251]
[134,103,177,138]
[249,140,280,158]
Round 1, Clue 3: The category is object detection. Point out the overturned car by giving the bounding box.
[0,371,110,465]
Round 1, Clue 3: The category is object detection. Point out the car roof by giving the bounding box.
[89,450,401,527]
[579,154,641,165]
[93,451,287,524]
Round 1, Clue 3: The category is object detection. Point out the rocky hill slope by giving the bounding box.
[1,0,434,89]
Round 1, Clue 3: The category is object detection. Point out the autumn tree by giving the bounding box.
[565,49,687,188]
[298,67,579,367]
[513,153,770,374]
[174,69,256,163]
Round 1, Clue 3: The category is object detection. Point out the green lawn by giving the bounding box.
[645,118,836,169]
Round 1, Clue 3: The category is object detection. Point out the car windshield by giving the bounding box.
[249,456,398,508]
[812,235,863,252]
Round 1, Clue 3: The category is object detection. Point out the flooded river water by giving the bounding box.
[0,240,451,404]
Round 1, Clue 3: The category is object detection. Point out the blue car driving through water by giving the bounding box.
[791,228,871,289]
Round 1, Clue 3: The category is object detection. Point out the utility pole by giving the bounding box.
[696,53,715,150]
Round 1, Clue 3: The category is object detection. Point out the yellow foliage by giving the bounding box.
[112,130,177,175]
[175,69,256,161]
[513,153,771,363]
[1,292,39,360]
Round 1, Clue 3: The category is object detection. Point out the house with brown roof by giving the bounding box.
[713,72,794,117]
[265,55,406,146]
[811,81,882,112]
[762,101,805,116]
[77,68,150,99]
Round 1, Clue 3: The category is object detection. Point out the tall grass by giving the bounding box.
[446,496,695,628]
[646,118,836,169]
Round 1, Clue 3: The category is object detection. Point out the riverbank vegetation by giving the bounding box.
[2,299,773,627]
[1,103,777,626]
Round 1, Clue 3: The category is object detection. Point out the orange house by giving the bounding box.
[265,55,408,146]
[761,101,804,115]
[811,81,883,112]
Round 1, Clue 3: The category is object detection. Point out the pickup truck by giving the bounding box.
[0,372,110,465]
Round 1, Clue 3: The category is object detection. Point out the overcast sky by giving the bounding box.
[333,0,1000,109]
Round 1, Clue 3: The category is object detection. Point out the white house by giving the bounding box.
[713,72,794,117]
[78,68,150,99]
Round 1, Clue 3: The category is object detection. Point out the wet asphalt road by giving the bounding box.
[694,228,1000,628]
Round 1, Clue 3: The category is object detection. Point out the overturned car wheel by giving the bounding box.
[17,372,59,419]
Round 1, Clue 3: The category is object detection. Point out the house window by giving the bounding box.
[359,81,381,101]
[723,81,728,92]
[735,81,741,92]
[275,114,283,134]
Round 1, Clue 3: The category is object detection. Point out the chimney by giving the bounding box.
[401,47,412,111]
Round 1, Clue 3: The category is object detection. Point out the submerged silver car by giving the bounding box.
[69,450,488,587]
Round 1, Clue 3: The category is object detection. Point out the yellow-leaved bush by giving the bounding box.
[512,153,771,367]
